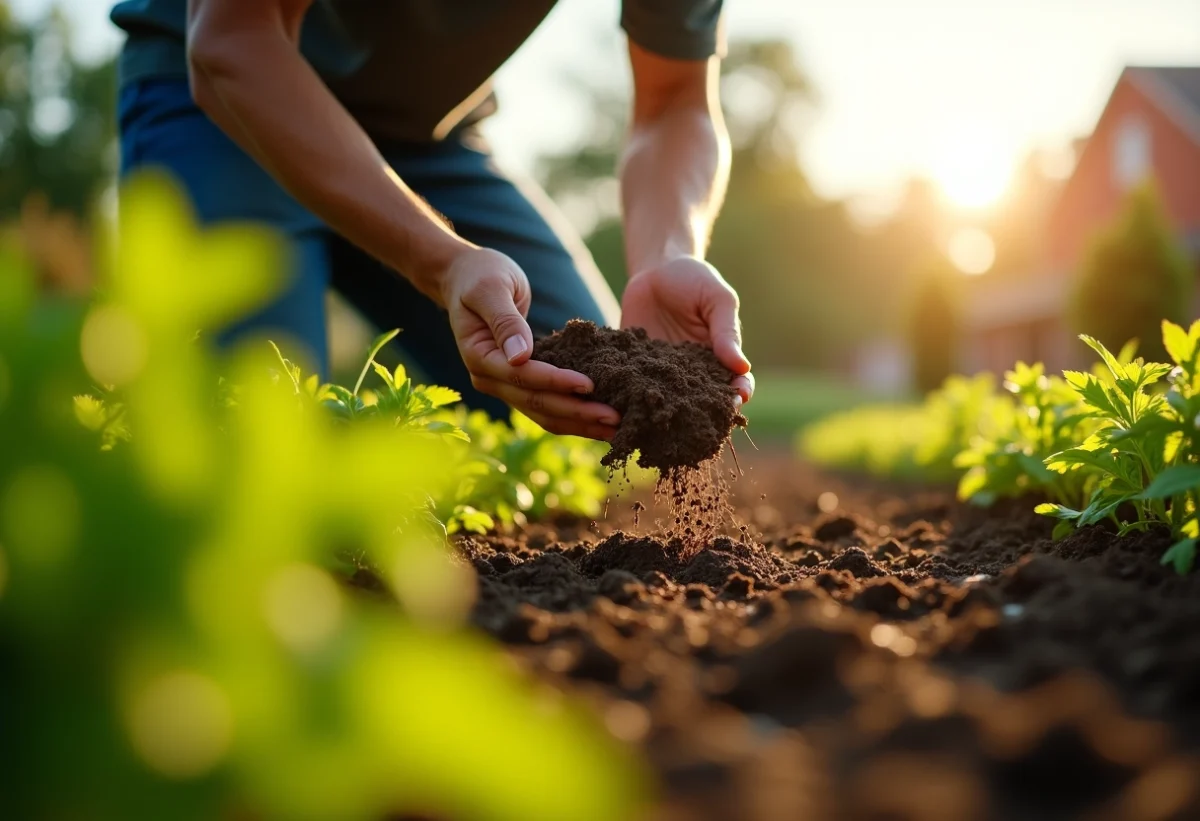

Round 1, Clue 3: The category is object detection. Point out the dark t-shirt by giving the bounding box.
[111,0,725,141]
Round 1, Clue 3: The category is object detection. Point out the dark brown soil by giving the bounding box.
[449,453,1200,821]
[531,320,745,471]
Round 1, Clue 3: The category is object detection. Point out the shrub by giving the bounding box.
[1071,181,1193,362]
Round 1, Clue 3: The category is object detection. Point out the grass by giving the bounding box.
[742,370,885,439]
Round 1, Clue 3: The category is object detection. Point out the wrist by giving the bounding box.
[628,251,709,281]
[624,230,705,279]
[405,230,477,307]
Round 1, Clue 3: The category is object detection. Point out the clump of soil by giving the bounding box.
[532,320,745,471]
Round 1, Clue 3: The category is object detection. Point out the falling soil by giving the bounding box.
[432,452,1200,821]
[531,320,746,472]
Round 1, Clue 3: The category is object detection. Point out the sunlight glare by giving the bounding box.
[929,122,1015,209]
[947,227,996,276]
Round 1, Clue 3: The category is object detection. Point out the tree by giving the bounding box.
[907,254,961,393]
[1071,182,1193,362]
[0,3,117,220]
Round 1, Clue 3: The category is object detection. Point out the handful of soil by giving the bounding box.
[532,320,746,472]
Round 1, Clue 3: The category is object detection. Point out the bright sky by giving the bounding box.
[19,0,1200,209]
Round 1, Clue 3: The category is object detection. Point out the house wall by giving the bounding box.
[964,315,1085,376]
[962,69,1200,378]
[1045,74,1200,273]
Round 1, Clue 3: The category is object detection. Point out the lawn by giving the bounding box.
[739,369,889,439]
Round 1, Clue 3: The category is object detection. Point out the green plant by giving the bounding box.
[1039,322,1200,572]
[268,329,468,439]
[0,173,645,819]
[72,325,619,539]
[436,406,613,534]
[954,362,1097,506]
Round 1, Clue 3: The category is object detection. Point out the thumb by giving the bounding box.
[463,275,534,365]
[709,291,750,375]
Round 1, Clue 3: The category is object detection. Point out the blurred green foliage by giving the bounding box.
[0,173,645,820]
[0,2,116,219]
[799,373,1002,482]
[1071,181,1193,363]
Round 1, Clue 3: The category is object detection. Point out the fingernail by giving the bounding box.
[573,379,594,395]
[502,335,527,363]
[602,413,621,426]
[733,395,743,410]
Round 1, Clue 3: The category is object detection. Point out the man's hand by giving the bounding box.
[620,256,754,405]
[441,247,620,440]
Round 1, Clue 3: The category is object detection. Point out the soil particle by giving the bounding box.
[531,320,745,471]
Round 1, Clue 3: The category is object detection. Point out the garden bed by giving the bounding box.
[452,450,1200,821]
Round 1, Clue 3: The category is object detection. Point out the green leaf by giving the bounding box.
[1080,334,1126,381]
[956,466,988,501]
[1063,371,1125,423]
[73,394,108,431]
[421,385,461,409]
[354,328,401,396]
[1161,537,1197,574]
[1136,465,1200,500]
[1163,320,1193,367]
[371,361,394,389]
[1077,494,1126,527]
[1017,452,1055,483]
[1035,502,1080,519]
[1052,519,1075,540]
[425,420,471,442]
[446,505,494,535]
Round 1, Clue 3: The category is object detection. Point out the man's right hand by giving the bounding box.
[440,247,620,440]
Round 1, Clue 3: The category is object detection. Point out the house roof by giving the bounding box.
[1127,66,1200,146]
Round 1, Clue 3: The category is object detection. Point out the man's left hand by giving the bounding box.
[620,256,754,405]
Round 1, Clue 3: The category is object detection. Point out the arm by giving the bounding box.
[185,0,619,439]
[618,41,753,402]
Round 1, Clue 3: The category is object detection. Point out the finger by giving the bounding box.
[524,411,619,441]
[732,373,755,405]
[476,355,595,395]
[709,292,751,375]
[461,277,535,365]
[473,376,620,426]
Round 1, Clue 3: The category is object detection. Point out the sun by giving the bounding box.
[928,122,1016,210]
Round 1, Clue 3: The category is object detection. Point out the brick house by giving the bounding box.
[962,66,1200,375]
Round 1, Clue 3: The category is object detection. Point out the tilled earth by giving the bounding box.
[456,452,1200,821]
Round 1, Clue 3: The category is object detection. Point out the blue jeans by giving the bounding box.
[117,78,618,417]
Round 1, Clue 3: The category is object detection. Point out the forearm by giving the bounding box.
[618,71,730,276]
[186,14,468,303]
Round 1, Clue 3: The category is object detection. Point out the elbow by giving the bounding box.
[185,26,242,113]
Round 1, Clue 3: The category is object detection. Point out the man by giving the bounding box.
[111,0,754,441]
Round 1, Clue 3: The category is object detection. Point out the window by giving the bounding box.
[1113,116,1151,189]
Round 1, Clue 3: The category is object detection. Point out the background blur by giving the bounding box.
[10,0,1200,435]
